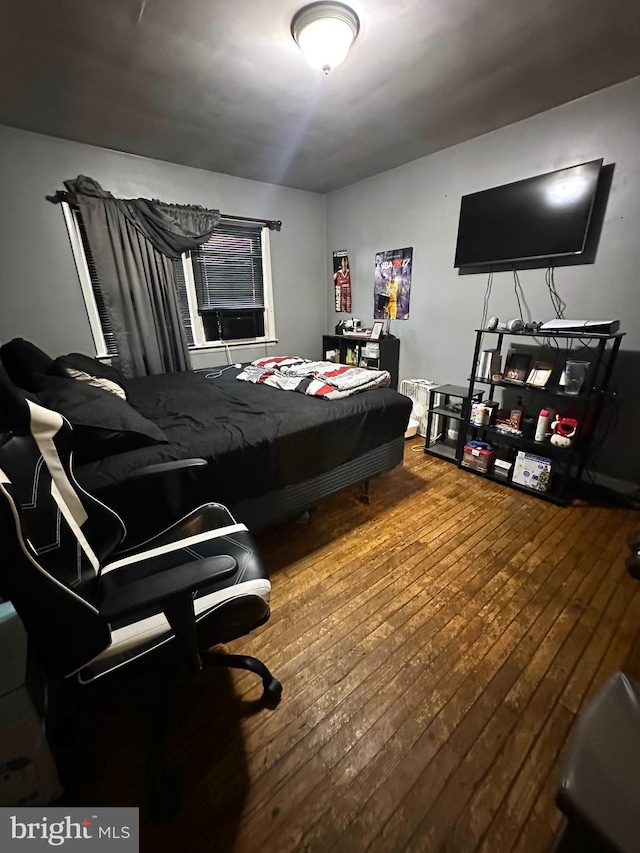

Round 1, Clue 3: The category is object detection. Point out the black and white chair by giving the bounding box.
[0,367,281,808]
[552,537,640,852]
[627,529,640,578]
[555,672,640,853]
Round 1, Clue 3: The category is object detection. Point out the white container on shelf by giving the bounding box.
[535,408,551,442]
[477,349,501,380]
[564,360,590,395]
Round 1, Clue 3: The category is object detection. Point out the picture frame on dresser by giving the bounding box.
[526,361,553,388]
[503,352,532,383]
[370,321,384,341]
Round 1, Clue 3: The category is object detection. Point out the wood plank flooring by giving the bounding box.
[58,445,640,852]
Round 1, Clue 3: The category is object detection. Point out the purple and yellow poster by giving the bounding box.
[374,247,412,320]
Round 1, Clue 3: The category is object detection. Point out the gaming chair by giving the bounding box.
[0,366,281,808]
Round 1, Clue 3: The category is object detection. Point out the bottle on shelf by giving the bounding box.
[535,408,551,442]
[509,397,525,430]
[473,404,490,426]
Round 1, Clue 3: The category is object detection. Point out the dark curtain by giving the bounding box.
[64,176,221,377]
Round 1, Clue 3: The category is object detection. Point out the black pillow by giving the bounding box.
[34,375,167,464]
[0,338,53,391]
[47,353,127,399]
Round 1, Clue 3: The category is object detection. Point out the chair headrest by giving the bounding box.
[0,338,53,391]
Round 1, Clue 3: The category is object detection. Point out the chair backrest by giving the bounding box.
[0,470,111,679]
[0,366,126,678]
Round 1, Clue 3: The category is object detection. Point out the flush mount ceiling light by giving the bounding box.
[291,2,360,74]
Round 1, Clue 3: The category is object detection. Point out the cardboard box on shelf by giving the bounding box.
[511,450,552,492]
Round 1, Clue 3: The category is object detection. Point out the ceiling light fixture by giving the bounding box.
[291,2,360,75]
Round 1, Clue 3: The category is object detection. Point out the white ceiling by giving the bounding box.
[1,0,639,194]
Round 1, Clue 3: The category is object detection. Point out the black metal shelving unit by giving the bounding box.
[462,327,624,504]
[424,384,484,463]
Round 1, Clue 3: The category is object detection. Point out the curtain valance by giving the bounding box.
[62,175,221,260]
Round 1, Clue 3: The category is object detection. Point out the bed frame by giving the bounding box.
[229,437,405,530]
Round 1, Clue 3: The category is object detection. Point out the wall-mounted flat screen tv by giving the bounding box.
[454,159,603,268]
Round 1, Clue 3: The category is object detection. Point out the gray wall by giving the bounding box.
[1,77,638,483]
[0,124,327,368]
[325,76,640,484]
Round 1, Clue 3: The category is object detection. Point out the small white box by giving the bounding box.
[511,451,552,492]
[494,458,512,476]
[362,343,380,359]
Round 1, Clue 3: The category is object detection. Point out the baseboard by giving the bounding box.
[584,469,639,498]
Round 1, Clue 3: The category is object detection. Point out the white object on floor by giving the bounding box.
[399,379,442,440]
[405,417,419,439]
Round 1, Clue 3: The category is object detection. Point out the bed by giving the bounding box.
[0,341,412,539]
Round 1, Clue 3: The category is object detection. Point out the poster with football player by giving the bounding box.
[333,250,352,313]
[373,247,412,320]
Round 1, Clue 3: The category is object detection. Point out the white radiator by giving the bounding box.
[399,379,443,442]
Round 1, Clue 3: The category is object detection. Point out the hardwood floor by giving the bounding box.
[59,445,640,852]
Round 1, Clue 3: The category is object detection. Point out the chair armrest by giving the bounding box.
[98,554,236,621]
[128,458,208,481]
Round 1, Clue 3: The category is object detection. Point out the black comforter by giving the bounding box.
[76,367,411,508]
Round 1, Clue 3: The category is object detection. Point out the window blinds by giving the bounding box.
[192,223,264,311]
[172,258,195,347]
[76,214,118,357]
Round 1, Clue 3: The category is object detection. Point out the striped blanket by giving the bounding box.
[236,357,391,400]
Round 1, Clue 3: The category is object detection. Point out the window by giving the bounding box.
[175,221,275,349]
[62,203,118,357]
[63,204,275,356]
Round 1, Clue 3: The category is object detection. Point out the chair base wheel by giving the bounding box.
[203,651,281,708]
[263,677,283,708]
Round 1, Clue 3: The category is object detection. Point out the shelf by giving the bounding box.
[463,324,623,504]
[475,328,625,341]
[425,440,458,462]
[428,405,466,421]
[468,424,576,457]
[322,333,400,390]
[469,376,590,400]
[460,464,568,505]
[423,385,484,464]
[325,333,397,342]
[435,383,471,398]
